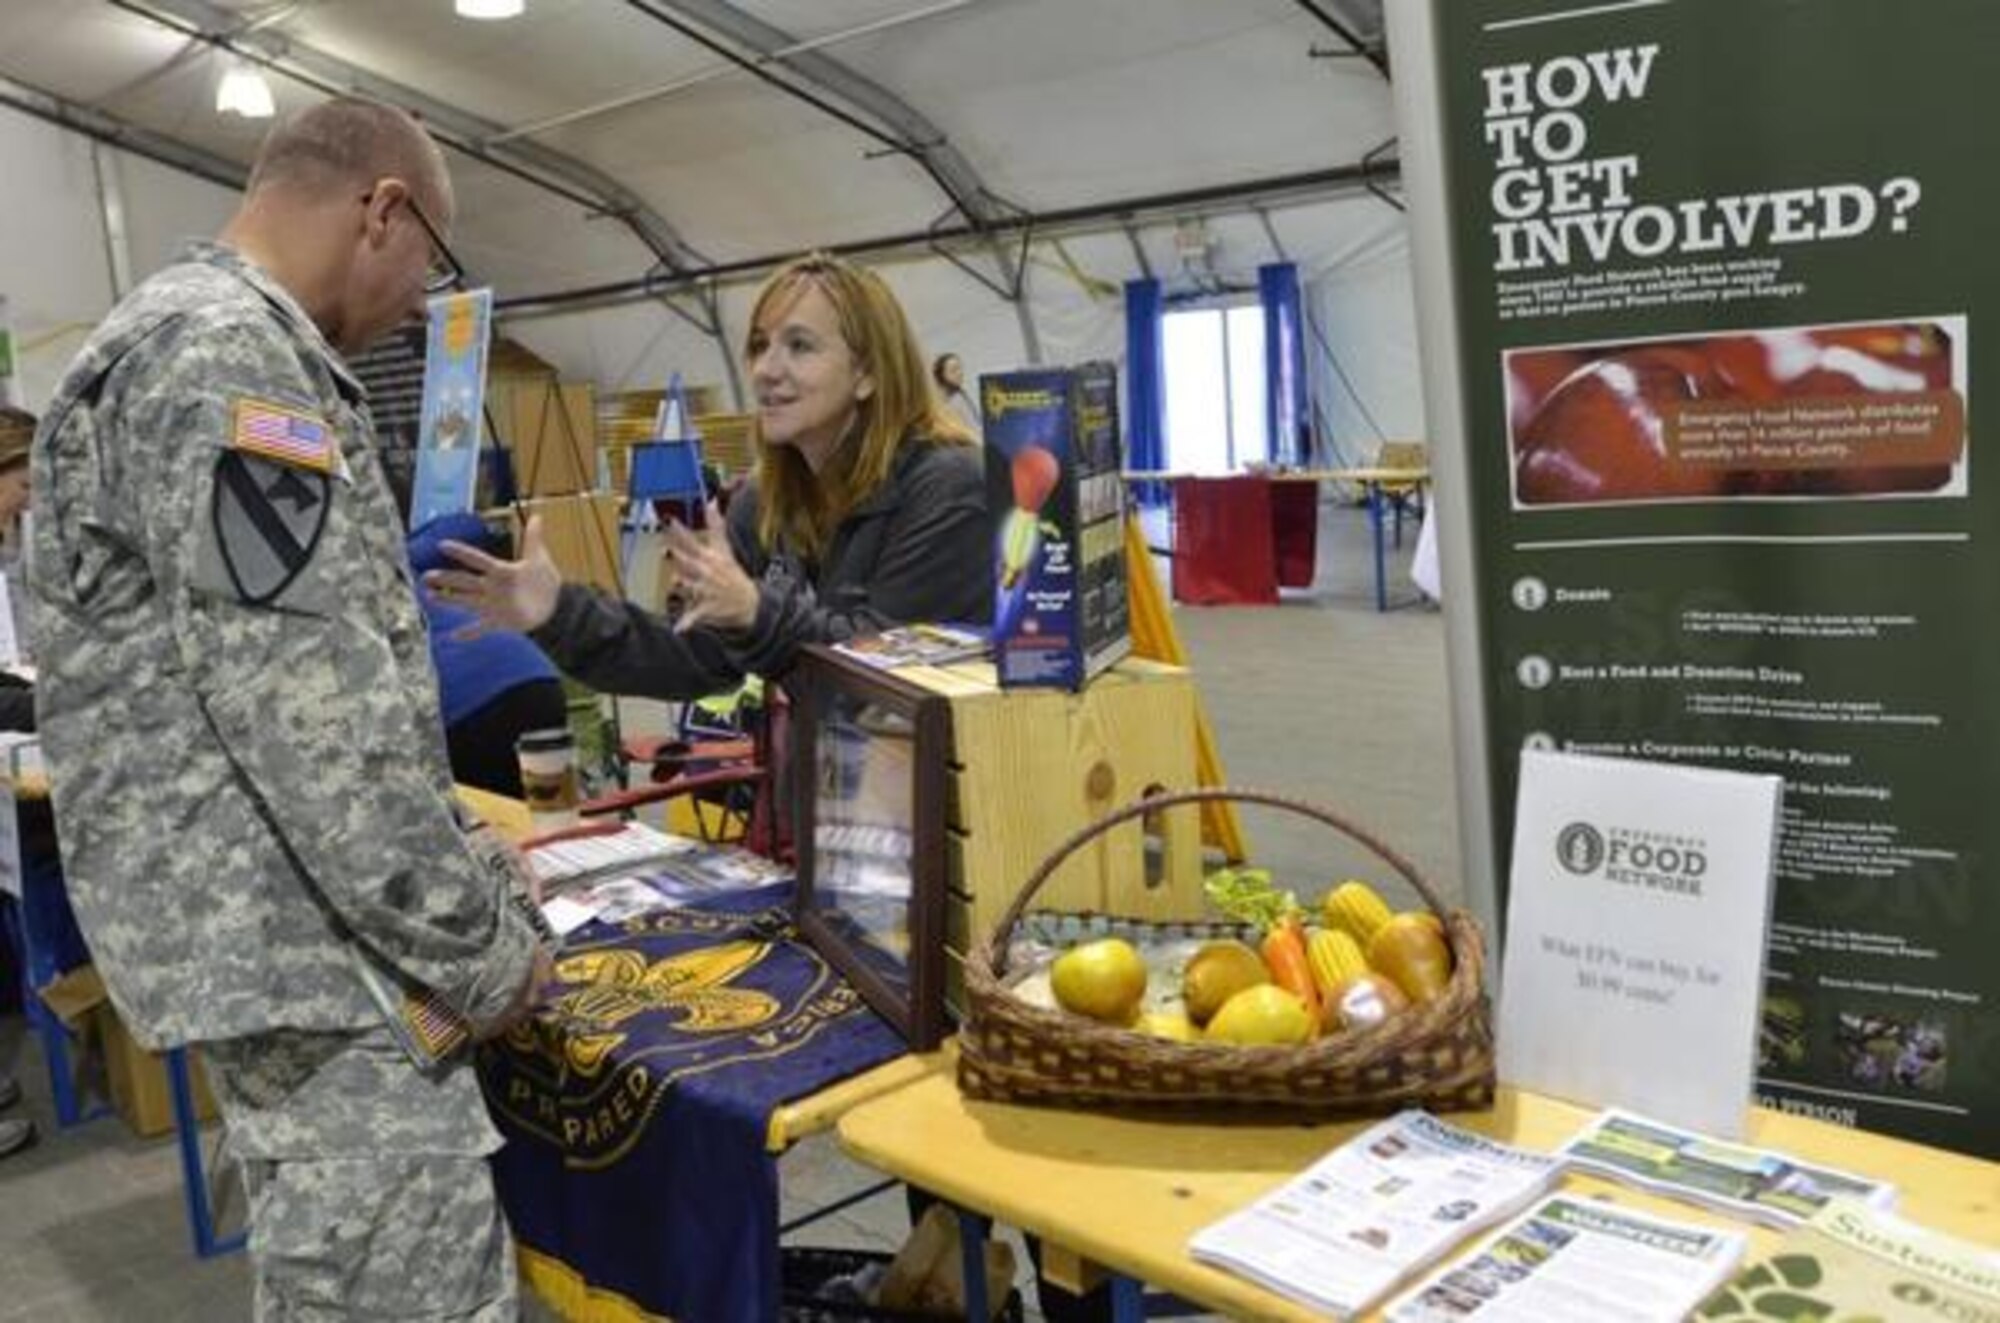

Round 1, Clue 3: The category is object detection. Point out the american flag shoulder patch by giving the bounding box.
[230,397,335,473]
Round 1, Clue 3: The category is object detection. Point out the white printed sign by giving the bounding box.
[1497,749,1782,1138]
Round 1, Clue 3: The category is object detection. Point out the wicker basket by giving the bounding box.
[957,787,1495,1116]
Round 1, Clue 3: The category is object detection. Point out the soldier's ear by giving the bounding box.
[358,180,401,246]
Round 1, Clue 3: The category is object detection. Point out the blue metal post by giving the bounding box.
[166,1047,246,1258]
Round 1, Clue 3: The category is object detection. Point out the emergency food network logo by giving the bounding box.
[1554,821,1707,896]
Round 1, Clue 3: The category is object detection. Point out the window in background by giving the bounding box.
[1162,303,1270,473]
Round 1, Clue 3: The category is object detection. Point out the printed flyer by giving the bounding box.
[1424,0,1999,1156]
[410,286,493,527]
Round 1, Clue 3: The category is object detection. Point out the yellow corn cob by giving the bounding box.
[1321,880,1394,945]
[1306,928,1369,997]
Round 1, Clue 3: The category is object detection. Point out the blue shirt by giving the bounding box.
[407,513,560,727]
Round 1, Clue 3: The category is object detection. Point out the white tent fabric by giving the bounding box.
[0,0,1421,476]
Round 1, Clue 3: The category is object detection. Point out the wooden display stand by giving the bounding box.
[496,492,623,593]
[483,338,600,498]
[892,658,1205,1002]
[491,378,597,497]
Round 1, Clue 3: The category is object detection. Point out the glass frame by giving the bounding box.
[789,644,953,1051]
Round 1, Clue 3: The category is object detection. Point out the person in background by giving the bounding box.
[0,407,37,1159]
[426,252,989,698]
[0,408,37,731]
[408,512,567,799]
[28,98,546,1320]
[932,350,980,435]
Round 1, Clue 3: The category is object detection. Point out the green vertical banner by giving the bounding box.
[0,295,20,408]
[1427,0,1998,1157]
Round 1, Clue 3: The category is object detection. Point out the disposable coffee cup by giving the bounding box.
[516,727,580,832]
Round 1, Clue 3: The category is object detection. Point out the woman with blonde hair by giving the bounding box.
[427,252,989,698]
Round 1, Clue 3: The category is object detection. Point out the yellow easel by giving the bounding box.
[1123,514,1249,862]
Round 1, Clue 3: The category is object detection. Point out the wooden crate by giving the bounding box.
[895,658,1205,1005]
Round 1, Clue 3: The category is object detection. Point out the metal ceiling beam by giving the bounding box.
[1292,0,1389,78]
[621,0,1004,229]
[494,0,974,145]
[497,157,1400,318]
[108,0,713,278]
[0,73,246,192]
[620,0,1042,356]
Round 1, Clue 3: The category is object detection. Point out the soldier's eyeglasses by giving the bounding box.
[400,194,467,295]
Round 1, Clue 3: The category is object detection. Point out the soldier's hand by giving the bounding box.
[426,514,562,636]
[472,945,557,1042]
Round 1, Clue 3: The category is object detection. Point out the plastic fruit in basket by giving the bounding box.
[1367,913,1454,1003]
[1306,928,1369,997]
[1181,940,1270,1027]
[1134,1010,1199,1043]
[1204,984,1315,1046]
[1321,880,1394,944]
[1050,938,1148,1024]
[1321,972,1411,1035]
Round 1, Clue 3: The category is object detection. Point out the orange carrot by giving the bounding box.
[1260,916,1324,1030]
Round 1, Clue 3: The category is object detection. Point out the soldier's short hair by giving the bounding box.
[248,98,448,210]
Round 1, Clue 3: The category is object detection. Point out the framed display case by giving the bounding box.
[789,645,954,1050]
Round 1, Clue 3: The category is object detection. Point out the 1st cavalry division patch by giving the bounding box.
[210,398,336,605]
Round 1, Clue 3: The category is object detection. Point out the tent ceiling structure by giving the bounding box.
[0,0,1414,443]
[0,0,1391,287]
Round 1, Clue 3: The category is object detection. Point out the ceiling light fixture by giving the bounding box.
[456,0,525,18]
[215,65,276,119]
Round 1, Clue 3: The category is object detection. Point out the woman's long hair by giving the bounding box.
[747,254,975,558]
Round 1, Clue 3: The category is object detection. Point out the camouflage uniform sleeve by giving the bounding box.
[129,313,537,1028]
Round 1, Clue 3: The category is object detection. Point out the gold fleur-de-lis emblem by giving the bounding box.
[510,941,782,1075]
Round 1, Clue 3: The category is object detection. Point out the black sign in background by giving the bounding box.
[1426,0,1999,1157]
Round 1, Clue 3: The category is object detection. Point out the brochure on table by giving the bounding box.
[1397,0,2000,1158]
[1556,1107,1894,1229]
[1385,1195,1745,1323]
[1188,1111,1561,1321]
[1497,749,1781,1138]
[1697,1198,2000,1321]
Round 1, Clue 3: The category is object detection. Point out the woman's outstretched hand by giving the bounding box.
[424,515,563,637]
[665,502,757,633]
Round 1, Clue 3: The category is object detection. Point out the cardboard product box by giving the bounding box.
[495,492,623,594]
[982,363,1130,690]
[40,965,218,1139]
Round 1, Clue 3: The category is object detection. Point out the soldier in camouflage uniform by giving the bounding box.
[27,99,549,1320]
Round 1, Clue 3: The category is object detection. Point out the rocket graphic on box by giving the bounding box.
[983,362,1130,690]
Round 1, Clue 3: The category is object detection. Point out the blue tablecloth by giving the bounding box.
[479,883,907,1323]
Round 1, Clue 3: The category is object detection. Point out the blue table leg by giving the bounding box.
[956,1208,992,1323]
[167,1047,246,1259]
[1367,482,1388,612]
[1111,1274,1145,1323]
[9,864,108,1129]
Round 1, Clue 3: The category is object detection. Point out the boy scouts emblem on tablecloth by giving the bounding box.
[211,398,335,604]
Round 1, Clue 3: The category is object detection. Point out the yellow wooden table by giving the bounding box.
[838,1058,2000,1322]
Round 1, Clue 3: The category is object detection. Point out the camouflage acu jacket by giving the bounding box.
[28,242,536,1049]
